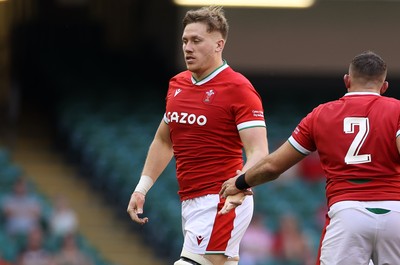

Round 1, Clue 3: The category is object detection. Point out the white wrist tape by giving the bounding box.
[134,175,154,195]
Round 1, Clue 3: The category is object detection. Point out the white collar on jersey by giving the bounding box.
[191,60,229,86]
[344,92,380,96]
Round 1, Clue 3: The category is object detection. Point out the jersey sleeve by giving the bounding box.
[163,86,173,124]
[288,107,319,155]
[230,83,266,131]
[163,73,182,125]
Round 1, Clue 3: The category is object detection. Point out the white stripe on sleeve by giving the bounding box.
[288,136,312,155]
[237,120,266,131]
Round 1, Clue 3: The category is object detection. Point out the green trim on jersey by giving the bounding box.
[348,179,372,184]
[366,208,391,214]
[192,60,227,84]
[238,125,266,131]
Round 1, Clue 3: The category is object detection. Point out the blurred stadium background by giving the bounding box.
[0,0,399,265]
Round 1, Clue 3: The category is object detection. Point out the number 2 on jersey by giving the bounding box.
[343,117,371,164]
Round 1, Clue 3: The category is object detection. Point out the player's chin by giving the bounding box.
[185,63,197,72]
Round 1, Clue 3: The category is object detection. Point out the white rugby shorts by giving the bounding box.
[319,201,400,265]
[180,194,254,258]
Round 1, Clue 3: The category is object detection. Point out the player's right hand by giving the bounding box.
[127,192,149,225]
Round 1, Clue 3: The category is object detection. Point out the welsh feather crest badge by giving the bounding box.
[203,89,215,104]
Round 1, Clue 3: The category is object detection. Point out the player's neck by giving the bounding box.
[348,86,380,94]
[192,59,225,81]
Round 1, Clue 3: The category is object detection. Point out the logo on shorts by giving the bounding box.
[196,235,204,245]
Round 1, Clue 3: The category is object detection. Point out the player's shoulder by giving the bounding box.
[170,70,192,84]
[378,96,400,113]
[221,66,252,85]
[379,95,400,104]
[217,67,258,99]
[313,98,341,111]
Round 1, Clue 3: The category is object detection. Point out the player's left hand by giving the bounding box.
[218,192,252,215]
[219,175,244,198]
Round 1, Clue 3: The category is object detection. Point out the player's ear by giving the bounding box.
[343,74,351,89]
[216,39,225,52]
[380,81,389,95]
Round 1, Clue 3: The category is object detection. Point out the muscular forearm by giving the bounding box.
[241,141,305,188]
[220,142,304,203]
[242,149,269,173]
[142,138,174,183]
[244,158,281,187]
[135,120,173,196]
[135,139,173,196]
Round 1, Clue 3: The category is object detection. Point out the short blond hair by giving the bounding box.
[182,6,229,40]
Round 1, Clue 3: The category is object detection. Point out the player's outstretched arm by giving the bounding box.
[219,141,306,214]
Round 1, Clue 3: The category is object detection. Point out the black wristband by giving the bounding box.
[235,173,251,190]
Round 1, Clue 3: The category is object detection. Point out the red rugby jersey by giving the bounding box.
[289,92,400,207]
[164,63,266,201]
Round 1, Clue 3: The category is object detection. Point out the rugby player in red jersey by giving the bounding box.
[220,51,400,265]
[127,6,268,265]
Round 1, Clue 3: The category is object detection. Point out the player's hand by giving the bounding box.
[219,175,239,198]
[220,173,253,198]
[218,192,252,215]
[127,192,149,225]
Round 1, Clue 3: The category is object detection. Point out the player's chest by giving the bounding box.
[166,86,232,127]
[168,83,232,109]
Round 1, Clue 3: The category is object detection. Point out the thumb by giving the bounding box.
[136,203,144,214]
[134,192,146,214]
[243,189,253,196]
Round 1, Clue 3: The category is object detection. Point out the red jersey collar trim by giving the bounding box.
[191,60,229,86]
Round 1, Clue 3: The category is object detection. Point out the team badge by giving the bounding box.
[203,89,215,104]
